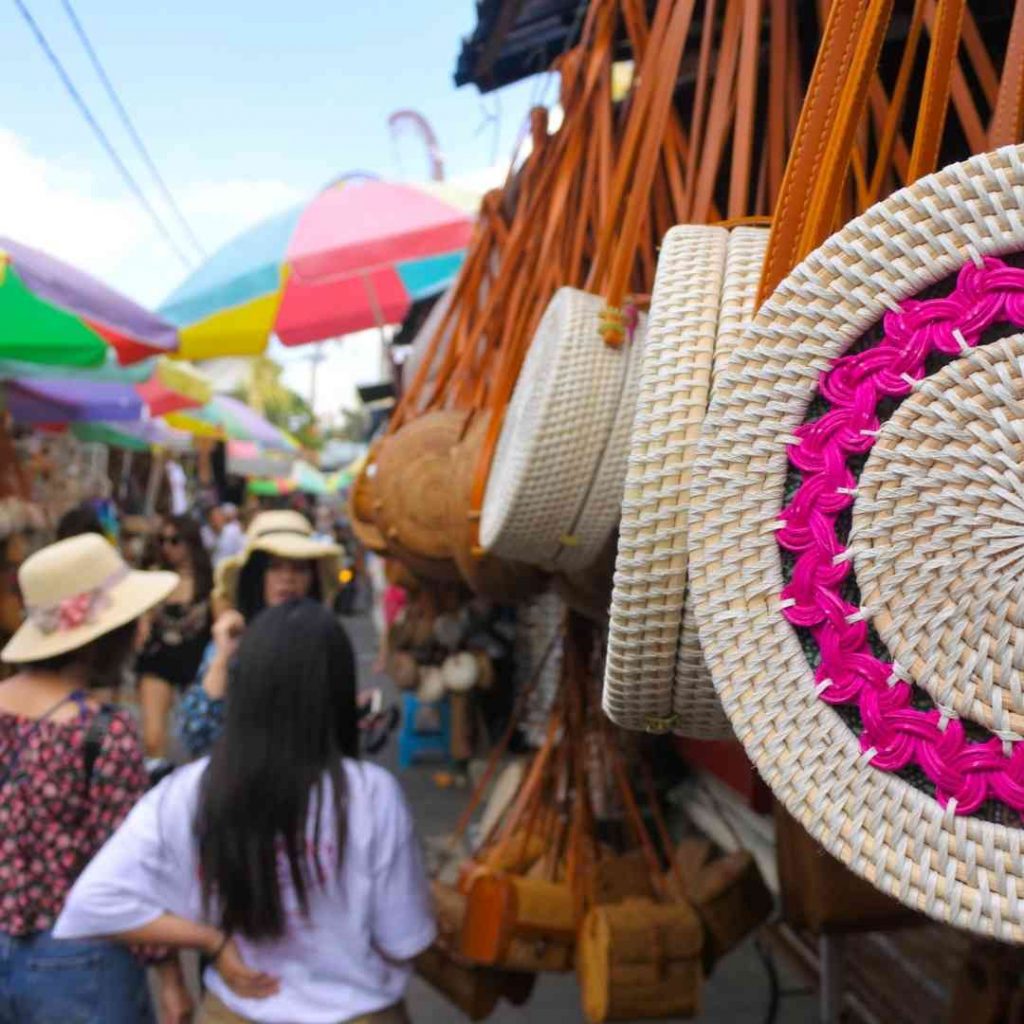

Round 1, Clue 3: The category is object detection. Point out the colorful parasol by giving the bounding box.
[72,419,191,452]
[135,358,213,416]
[3,377,142,424]
[165,394,297,451]
[160,178,475,359]
[0,237,179,367]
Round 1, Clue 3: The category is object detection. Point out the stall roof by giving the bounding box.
[454,0,588,92]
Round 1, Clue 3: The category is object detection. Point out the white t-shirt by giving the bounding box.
[55,758,436,1023]
[212,520,245,565]
[166,460,188,515]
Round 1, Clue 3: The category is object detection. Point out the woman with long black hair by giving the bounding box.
[136,514,213,760]
[56,600,435,1023]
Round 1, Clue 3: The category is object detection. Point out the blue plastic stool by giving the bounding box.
[398,692,451,769]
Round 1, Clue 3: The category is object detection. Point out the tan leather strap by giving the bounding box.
[797,0,893,260]
[907,0,965,182]
[728,0,762,218]
[760,0,876,300]
[990,0,1024,147]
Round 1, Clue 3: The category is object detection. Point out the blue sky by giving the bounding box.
[0,1,549,415]
[0,0,545,302]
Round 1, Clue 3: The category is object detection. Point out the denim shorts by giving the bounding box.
[0,929,154,1024]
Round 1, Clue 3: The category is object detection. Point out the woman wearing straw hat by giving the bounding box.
[177,510,343,759]
[0,533,178,1021]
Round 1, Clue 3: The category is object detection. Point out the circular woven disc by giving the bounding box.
[854,335,1024,738]
[377,410,469,560]
[603,225,767,737]
[688,145,1024,942]
[480,287,632,569]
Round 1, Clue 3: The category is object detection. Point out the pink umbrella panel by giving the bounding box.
[160,178,475,359]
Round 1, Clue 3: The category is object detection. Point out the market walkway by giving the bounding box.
[347,613,820,1024]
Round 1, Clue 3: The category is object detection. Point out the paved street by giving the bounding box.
[347,613,821,1024]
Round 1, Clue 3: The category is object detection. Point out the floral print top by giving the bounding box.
[0,702,147,936]
[176,641,226,758]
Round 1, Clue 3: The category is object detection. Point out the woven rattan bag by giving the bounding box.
[480,287,646,573]
[373,411,466,582]
[347,445,387,554]
[688,144,1024,944]
[448,414,547,602]
[603,224,767,736]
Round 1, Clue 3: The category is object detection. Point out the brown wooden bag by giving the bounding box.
[689,850,773,964]
[414,945,504,1021]
[578,897,704,1023]
[775,803,917,933]
[461,872,576,971]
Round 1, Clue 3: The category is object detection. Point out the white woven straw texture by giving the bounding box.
[554,317,647,573]
[480,286,639,570]
[603,225,767,737]
[687,145,1024,943]
[853,333,1024,740]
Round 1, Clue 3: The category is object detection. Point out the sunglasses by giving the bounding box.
[160,534,182,546]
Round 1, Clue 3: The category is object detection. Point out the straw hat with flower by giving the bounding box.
[214,510,342,610]
[2,533,178,664]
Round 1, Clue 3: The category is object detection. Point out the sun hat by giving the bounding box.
[441,651,479,694]
[2,533,178,663]
[417,664,446,704]
[602,224,767,736]
[687,144,1024,942]
[215,510,342,610]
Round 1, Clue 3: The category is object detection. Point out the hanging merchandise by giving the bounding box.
[419,612,772,1021]
[688,144,1024,943]
[602,225,767,736]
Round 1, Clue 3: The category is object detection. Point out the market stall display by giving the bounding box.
[689,144,1024,943]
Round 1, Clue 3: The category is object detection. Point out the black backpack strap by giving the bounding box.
[83,704,115,786]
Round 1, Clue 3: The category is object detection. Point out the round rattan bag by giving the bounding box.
[603,224,767,736]
[375,411,466,583]
[348,444,387,554]
[479,286,646,572]
[688,145,1024,942]
[449,414,547,603]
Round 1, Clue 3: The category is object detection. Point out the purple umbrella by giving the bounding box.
[4,377,143,423]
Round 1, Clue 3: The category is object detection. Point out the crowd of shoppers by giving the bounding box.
[0,502,433,1023]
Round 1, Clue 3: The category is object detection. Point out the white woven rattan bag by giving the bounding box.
[688,145,1024,943]
[603,225,767,737]
[480,286,646,572]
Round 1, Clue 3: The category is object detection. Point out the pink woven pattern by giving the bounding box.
[778,257,1024,815]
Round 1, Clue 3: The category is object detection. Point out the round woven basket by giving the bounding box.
[348,445,387,554]
[449,414,547,602]
[688,144,1024,942]
[479,287,646,572]
[376,410,470,560]
[603,224,767,736]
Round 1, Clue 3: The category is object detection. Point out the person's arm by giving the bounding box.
[202,609,243,700]
[116,915,278,1000]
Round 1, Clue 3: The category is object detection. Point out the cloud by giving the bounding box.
[0,129,304,307]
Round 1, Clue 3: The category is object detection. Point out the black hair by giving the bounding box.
[195,600,358,939]
[157,515,213,603]
[235,550,322,623]
[26,619,138,691]
[55,504,104,541]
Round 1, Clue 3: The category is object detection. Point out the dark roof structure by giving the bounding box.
[454,0,588,93]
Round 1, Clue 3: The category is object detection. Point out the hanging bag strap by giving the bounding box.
[989,0,1024,147]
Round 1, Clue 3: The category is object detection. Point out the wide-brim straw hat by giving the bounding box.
[603,224,767,737]
[2,533,178,663]
[215,510,342,609]
[688,145,1024,942]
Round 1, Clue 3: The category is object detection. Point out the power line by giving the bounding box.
[11,0,194,270]
[60,0,206,259]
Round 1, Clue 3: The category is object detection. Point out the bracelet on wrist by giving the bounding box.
[210,932,231,963]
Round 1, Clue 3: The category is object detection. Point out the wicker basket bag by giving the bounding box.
[603,224,767,737]
[480,287,646,573]
[688,144,1024,943]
